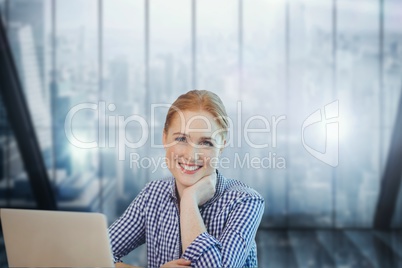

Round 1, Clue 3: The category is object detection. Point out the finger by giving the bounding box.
[162,259,191,267]
[176,259,191,264]
[211,171,217,181]
[201,172,215,180]
[208,172,217,185]
[177,259,191,265]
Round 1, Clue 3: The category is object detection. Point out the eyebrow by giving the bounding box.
[173,132,216,141]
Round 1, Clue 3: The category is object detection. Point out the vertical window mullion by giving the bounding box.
[98,0,103,213]
[191,0,196,89]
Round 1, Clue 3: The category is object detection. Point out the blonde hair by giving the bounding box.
[164,90,229,139]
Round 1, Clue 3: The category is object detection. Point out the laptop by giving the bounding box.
[0,208,115,268]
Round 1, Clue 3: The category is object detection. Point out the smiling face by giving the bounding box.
[163,109,225,195]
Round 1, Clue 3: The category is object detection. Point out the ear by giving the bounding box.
[219,139,226,155]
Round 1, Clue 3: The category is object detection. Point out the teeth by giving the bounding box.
[180,164,201,171]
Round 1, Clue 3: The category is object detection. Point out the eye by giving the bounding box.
[175,136,187,142]
[200,140,214,147]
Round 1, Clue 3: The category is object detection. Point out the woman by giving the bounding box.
[108,90,264,267]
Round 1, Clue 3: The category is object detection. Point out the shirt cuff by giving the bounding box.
[182,232,222,262]
[113,255,123,263]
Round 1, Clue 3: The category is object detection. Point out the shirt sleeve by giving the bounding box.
[108,185,148,263]
[181,196,264,268]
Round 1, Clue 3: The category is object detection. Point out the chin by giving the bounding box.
[174,172,203,185]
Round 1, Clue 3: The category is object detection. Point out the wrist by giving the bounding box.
[181,190,198,206]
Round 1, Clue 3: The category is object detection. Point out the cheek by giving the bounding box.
[202,149,220,166]
[202,147,220,157]
[165,144,184,159]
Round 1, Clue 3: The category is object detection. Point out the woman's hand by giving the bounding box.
[182,172,217,206]
[161,258,191,267]
[115,262,141,268]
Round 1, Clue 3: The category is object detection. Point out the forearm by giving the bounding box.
[108,187,148,263]
[180,195,207,252]
[181,197,264,268]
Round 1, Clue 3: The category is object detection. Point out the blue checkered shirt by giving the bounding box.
[108,171,264,267]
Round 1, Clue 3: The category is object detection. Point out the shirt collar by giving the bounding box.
[169,178,178,201]
[169,170,226,207]
[201,170,225,208]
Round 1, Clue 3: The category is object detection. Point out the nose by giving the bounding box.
[182,143,201,162]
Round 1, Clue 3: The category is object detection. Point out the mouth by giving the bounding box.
[178,162,203,174]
